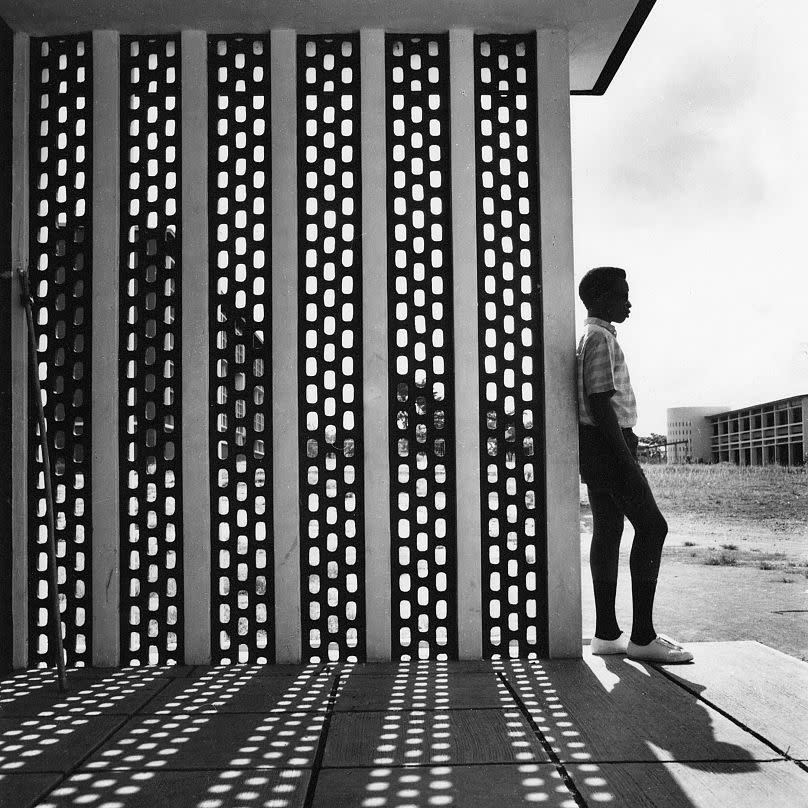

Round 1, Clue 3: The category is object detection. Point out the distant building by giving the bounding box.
[666,407,728,464]
[708,394,808,467]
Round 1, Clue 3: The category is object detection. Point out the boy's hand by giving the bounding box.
[588,391,641,473]
[614,450,646,496]
[588,392,630,447]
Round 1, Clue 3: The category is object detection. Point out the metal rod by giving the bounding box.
[18,267,68,692]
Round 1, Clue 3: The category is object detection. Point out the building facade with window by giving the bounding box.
[708,394,808,467]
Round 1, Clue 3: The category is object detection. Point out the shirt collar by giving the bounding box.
[584,317,617,337]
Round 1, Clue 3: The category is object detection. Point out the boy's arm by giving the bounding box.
[588,391,637,468]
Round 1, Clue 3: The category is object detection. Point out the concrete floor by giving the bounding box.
[1,642,806,807]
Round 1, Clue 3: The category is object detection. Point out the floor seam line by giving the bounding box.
[128,705,516,715]
[650,663,802,763]
[301,670,343,808]
[26,675,177,808]
[495,671,590,808]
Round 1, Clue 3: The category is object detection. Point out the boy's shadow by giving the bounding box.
[599,654,758,773]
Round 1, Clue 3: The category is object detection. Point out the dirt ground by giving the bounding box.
[579,465,808,662]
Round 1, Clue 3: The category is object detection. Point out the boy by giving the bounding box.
[577,266,692,663]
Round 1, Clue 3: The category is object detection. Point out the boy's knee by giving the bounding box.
[652,516,668,544]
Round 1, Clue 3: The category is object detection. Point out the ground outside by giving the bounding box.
[1,642,806,808]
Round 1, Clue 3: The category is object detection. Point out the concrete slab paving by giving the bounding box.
[0,669,173,718]
[334,670,514,711]
[498,652,778,763]
[141,666,335,714]
[311,764,573,808]
[329,660,493,676]
[0,671,72,714]
[34,768,311,808]
[323,709,551,768]
[653,641,808,760]
[0,642,803,806]
[191,662,324,678]
[0,771,62,808]
[83,711,326,770]
[568,760,808,808]
[57,665,196,679]
[0,714,125,774]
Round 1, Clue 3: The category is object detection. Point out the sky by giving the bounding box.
[570,0,808,436]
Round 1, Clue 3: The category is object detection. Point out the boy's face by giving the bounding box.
[596,278,632,324]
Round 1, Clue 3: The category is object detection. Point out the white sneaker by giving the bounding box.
[590,632,630,655]
[627,635,694,664]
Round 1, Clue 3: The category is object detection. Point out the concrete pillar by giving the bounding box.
[270,29,301,663]
[535,28,581,658]
[181,30,211,663]
[449,28,483,660]
[360,28,392,662]
[11,32,29,669]
[91,30,121,667]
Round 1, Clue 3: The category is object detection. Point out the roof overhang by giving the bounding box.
[0,0,655,95]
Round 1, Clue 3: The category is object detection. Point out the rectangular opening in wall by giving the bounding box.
[208,33,275,664]
[119,35,183,666]
[386,33,458,661]
[297,33,366,663]
[28,34,94,668]
[474,34,547,659]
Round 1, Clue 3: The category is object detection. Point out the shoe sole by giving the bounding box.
[627,652,693,664]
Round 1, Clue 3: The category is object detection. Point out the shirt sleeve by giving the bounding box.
[581,332,616,396]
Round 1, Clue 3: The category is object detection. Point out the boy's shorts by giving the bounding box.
[578,424,639,489]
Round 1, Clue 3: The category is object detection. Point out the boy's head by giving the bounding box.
[578,266,631,324]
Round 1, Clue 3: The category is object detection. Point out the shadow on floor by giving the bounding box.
[1,645,805,808]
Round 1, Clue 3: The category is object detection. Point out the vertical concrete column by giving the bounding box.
[536,28,581,658]
[360,28,391,662]
[270,30,301,663]
[181,30,211,664]
[11,33,29,669]
[92,30,121,667]
[449,28,483,660]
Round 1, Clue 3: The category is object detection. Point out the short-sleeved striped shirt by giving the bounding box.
[577,317,637,428]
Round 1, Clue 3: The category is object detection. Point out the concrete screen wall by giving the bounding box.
[4,22,582,668]
[1,1,657,668]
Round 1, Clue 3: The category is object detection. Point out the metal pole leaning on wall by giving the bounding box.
[18,269,68,691]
